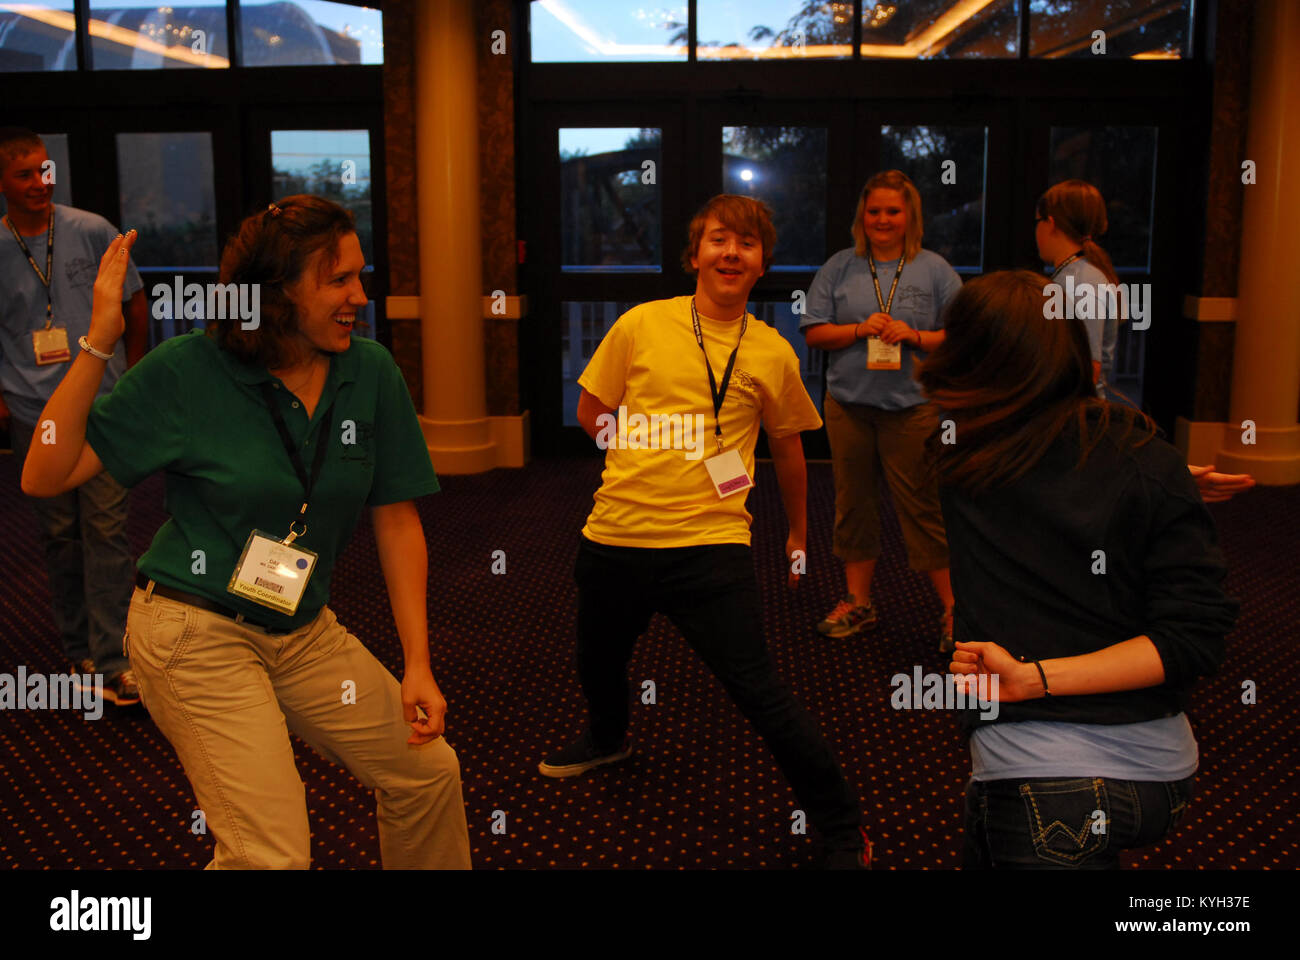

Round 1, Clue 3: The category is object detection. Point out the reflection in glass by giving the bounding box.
[861,0,1020,59]
[698,0,852,60]
[748,301,824,415]
[531,0,687,62]
[880,126,986,272]
[272,128,376,337]
[1048,126,1156,270]
[116,132,219,268]
[88,0,229,69]
[560,301,639,425]
[560,128,662,272]
[0,1,77,71]
[241,0,382,67]
[723,126,827,269]
[1029,0,1191,59]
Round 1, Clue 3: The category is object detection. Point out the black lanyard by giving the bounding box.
[4,208,55,329]
[1051,250,1085,280]
[259,380,335,541]
[867,253,905,315]
[690,298,747,452]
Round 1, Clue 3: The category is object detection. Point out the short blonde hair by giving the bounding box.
[852,170,923,260]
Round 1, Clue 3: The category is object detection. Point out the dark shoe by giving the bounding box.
[817,595,877,638]
[823,826,872,870]
[538,731,631,779]
[104,669,141,707]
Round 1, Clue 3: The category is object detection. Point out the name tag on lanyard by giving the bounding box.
[703,447,754,498]
[227,380,334,616]
[866,254,906,371]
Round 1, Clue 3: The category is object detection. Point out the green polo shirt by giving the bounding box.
[86,330,439,631]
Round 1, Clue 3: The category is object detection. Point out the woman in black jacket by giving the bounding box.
[917,269,1238,870]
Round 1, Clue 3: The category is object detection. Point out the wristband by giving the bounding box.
[79,336,114,361]
[1032,660,1051,697]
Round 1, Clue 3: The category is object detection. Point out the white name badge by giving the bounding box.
[32,327,71,366]
[867,336,901,370]
[227,530,318,615]
[703,448,754,499]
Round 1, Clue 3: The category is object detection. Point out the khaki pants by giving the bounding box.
[125,585,471,869]
[824,393,949,570]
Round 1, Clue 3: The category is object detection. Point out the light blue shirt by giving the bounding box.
[970,714,1199,782]
[1051,257,1117,395]
[0,204,143,426]
[800,247,962,410]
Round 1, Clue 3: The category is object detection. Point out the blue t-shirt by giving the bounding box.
[0,204,143,425]
[800,247,962,410]
[970,714,1198,782]
[1051,257,1117,395]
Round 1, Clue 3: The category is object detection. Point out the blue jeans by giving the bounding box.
[963,774,1196,869]
[11,418,134,678]
[574,537,863,850]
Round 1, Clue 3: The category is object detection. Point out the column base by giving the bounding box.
[1175,416,1300,485]
[419,411,530,474]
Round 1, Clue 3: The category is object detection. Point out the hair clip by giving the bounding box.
[267,203,282,218]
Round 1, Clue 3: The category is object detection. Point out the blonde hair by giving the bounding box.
[852,170,923,260]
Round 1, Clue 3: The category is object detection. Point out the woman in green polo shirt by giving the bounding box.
[22,196,471,870]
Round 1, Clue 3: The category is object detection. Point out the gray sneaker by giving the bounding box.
[816,596,878,638]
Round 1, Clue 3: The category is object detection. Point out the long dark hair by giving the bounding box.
[916,270,1154,494]
[209,195,357,369]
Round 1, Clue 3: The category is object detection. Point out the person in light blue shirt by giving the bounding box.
[800,170,962,651]
[1034,179,1122,398]
[0,128,148,703]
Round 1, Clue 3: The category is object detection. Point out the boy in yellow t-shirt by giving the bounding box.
[539,196,869,869]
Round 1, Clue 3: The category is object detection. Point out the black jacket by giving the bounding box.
[941,417,1238,731]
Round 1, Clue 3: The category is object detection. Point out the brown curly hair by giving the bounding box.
[208,195,357,369]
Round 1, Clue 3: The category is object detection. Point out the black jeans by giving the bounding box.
[963,774,1196,869]
[574,536,862,849]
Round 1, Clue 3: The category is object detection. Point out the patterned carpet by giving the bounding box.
[0,452,1296,870]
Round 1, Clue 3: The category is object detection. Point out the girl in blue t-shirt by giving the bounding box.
[800,170,962,651]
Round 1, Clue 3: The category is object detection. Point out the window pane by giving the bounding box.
[1048,126,1156,270]
[116,132,219,268]
[88,0,229,69]
[0,133,70,221]
[0,1,77,71]
[531,0,687,63]
[271,129,374,261]
[748,301,824,415]
[559,128,662,272]
[880,125,987,272]
[241,0,383,66]
[723,126,826,270]
[560,301,639,425]
[862,0,1020,59]
[1030,0,1192,59]
[698,0,852,60]
[271,128,377,336]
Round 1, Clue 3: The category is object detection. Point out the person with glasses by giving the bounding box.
[801,170,962,652]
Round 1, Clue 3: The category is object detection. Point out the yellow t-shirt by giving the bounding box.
[579,296,822,548]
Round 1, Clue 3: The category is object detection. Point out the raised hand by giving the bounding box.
[89,230,137,352]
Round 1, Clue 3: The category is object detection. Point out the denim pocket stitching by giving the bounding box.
[1019,778,1109,867]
